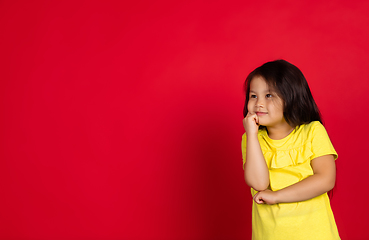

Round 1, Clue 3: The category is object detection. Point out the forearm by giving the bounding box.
[244,135,269,191]
[275,173,335,203]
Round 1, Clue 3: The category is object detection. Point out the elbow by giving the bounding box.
[244,166,270,191]
[244,172,270,191]
[252,186,269,192]
[319,175,335,192]
[326,179,336,192]
[325,173,336,191]
[245,179,269,191]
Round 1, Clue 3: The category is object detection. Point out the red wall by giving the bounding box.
[1,1,368,239]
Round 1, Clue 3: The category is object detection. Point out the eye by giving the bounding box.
[266,94,272,98]
[250,94,257,98]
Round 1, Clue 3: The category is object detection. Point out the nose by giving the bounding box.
[256,98,264,108]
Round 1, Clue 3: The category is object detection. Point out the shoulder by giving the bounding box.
[299,121,323,131]
[288,121,332,150]
[297,121,327,138]
[300,121,338,160]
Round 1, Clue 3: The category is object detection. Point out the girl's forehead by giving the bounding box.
[250,76,266,85]
[250,76,275,91]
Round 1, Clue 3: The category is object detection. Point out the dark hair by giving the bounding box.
[243,60,322,128]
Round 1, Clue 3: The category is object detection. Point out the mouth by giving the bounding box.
[256,111,267,116]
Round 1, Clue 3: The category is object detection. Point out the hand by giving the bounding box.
[243,112,259,136]
[253,189,278,205]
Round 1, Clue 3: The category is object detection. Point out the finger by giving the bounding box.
[253,192,263,204]
[248,113,259,126]
[254,115,259,125]
[246,112,257,121]
[253,192,259,201]
[254,195,265,204]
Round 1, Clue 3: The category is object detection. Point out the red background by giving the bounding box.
[1,1,368,239]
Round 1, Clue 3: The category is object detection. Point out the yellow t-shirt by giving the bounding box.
[241,121,340,240]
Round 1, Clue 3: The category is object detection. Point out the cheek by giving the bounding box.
[273,105,284,117]
[247,101,253,112]
[275,105,283,113]
[272,99,284,112]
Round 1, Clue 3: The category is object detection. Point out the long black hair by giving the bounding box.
[243,60,322,128]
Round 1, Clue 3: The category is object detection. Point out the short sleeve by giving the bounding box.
[241,133,247,168]
[310,122,338,160]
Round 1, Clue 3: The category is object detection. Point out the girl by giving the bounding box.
[242,60,340,240]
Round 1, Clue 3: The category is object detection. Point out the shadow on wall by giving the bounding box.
[175,107,252,239]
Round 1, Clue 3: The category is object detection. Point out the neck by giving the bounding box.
[266,123,294,140]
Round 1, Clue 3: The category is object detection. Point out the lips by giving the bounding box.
[256,112,267,116]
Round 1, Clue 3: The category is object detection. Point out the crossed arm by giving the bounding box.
[252,154,336,205]
[243,114,336,205]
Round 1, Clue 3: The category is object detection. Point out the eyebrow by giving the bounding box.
[249,90,271,93]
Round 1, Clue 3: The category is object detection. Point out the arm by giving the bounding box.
[243,113,270,191]
[254,154,336,204]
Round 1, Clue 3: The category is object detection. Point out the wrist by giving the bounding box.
[274,190,282,204]
[246,132,259,139]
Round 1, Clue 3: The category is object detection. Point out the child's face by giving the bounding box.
[247,76,287,128]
